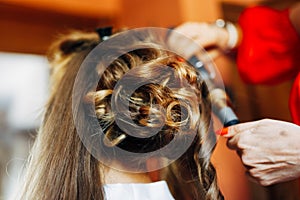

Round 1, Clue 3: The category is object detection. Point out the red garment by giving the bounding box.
[237,6,300,125]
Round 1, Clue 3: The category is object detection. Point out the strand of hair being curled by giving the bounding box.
[17,29,223,200]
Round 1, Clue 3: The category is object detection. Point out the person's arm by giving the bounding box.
[222,119,300,186]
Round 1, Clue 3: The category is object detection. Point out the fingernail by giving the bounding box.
[215,127,228,136]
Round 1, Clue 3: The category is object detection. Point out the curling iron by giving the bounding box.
[165,27,239,127]
[188,55,239,127]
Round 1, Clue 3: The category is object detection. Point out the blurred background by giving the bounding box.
[0,0,298,199]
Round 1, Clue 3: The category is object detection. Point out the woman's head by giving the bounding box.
[18,28,223,200]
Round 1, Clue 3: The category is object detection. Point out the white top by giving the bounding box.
[103,181,175,200]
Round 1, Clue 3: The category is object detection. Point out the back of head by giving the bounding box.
[17,28,223,200]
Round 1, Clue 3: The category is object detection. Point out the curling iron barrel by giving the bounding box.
[188,55,239,127]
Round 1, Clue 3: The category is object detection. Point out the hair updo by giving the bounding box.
[17,29,223,200]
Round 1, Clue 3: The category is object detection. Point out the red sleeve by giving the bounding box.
[237,6,300,85]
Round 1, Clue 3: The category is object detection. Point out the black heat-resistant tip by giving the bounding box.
[95,27,113,40]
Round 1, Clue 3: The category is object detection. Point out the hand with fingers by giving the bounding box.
[168,22,233,59]
[220,119,300,186]
[167,21,240,60]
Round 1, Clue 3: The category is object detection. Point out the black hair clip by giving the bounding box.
[95,26,113,41]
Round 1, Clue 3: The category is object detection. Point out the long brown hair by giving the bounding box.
[17,29,223,200]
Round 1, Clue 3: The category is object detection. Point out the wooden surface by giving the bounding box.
[0,2,114,54]
[0,0,121,17]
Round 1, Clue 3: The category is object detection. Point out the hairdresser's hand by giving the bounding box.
[168,22,229,59]
[224,119,300,186]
